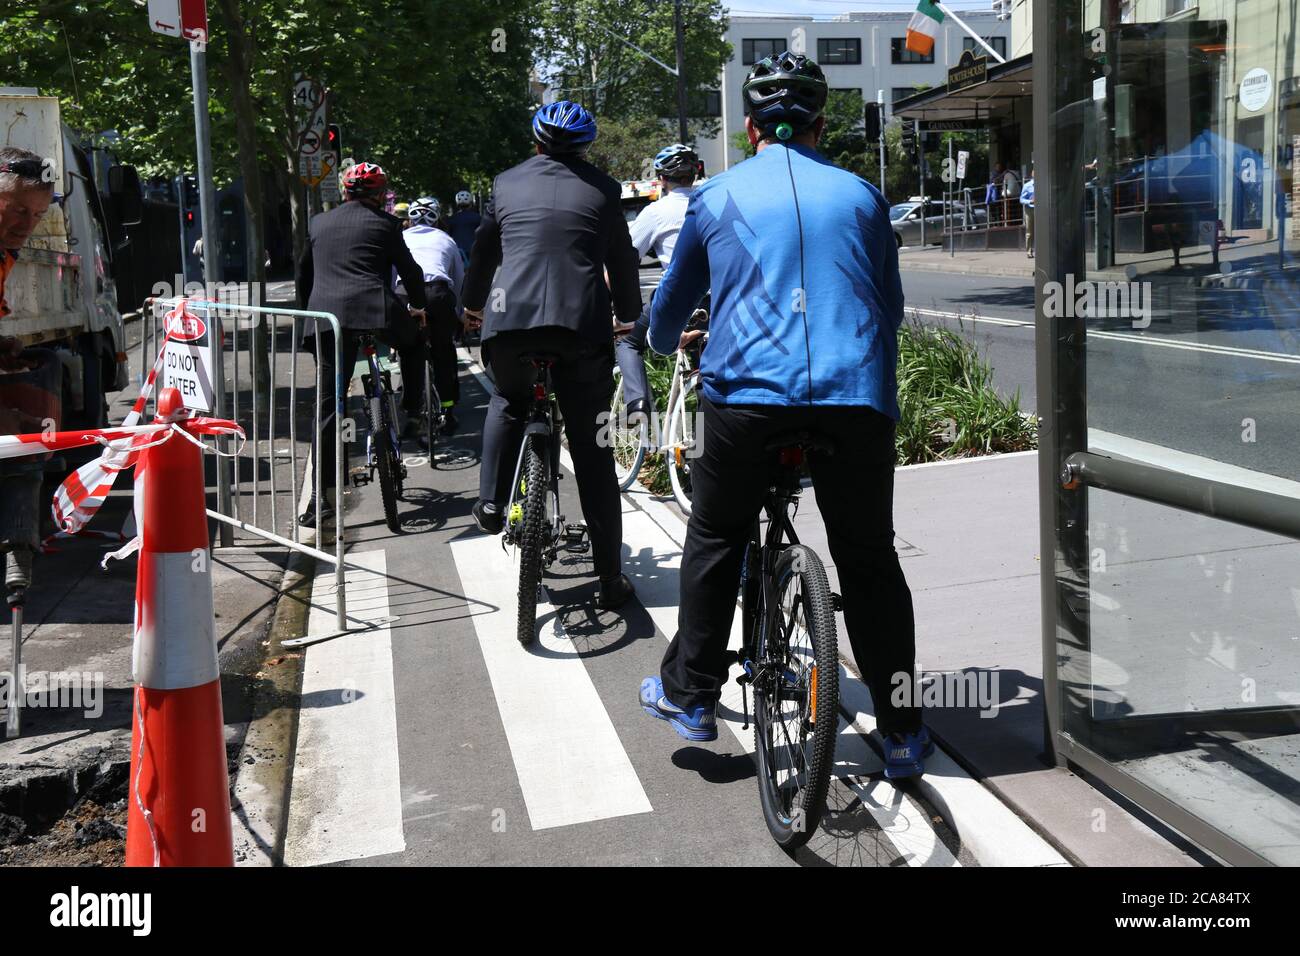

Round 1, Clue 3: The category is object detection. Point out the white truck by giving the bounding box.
[1,91,133,427]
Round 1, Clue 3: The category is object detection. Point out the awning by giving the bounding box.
[893,53,1032,124]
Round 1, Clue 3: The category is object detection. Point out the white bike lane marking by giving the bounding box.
[449,533,653,831]
[285,550,405,866]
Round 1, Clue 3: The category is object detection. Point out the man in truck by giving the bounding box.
[0,145,56,433]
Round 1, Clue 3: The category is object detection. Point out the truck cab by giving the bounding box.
[1,92,133,428]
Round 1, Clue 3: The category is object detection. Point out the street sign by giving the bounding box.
[956,150,969,179]
[320,151,341,202]
[148,0,207,42]
[161,302,215,412]
[919,119,990,133]
[293,76,325,114]
[300,129,322,156]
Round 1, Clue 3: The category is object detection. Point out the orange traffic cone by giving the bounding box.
[125,387,233,866]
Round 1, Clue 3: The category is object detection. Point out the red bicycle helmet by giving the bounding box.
[341,162,387,197]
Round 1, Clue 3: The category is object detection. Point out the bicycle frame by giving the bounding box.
[360,338,403,473]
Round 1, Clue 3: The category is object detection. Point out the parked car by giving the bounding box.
[890,199,986,247]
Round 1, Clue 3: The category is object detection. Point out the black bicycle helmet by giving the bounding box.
[742,51,829,141]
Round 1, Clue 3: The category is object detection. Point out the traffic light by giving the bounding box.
[326,124,341,154]
[863,102,881,144]
[901,121,917,153]
[182,173,199,208]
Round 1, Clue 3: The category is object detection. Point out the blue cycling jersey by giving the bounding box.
[648,143,904,418]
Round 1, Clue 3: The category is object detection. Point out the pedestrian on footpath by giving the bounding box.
[1020,167,1035,258]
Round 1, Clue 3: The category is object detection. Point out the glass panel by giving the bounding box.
[1049,0,1300,864]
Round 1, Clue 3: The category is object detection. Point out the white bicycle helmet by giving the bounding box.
[409,196,441,226]
[455,190,473,207]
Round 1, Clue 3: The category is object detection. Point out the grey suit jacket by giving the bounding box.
[297,200,427,330]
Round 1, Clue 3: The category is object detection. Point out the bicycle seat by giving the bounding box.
[519,352,560,367]
[764,430,837,457]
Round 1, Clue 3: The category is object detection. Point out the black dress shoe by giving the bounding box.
[596,573,635,610]
[440,410,459,435]
[472,500,503,535]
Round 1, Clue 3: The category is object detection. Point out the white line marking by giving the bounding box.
[838,677,1069,867]
[833,723,960,867]
[285,550,405,866]
[449,533,652,830]
[909,306,1300,365]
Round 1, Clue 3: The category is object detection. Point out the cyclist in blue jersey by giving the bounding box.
[638,52,931,779]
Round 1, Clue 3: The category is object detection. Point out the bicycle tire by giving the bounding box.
[610,366,648,491]
[516,436,547,647]
[753,544,839,850]
[369,394,401,534]
[666,377,700,513]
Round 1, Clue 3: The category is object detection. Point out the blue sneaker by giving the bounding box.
[882,726,935,780]
[639,676,718,742]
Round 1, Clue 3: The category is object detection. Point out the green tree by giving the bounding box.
[538,0,729,144]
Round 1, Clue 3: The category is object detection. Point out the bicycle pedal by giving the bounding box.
[830,591,843,612]
[561,524,590,553]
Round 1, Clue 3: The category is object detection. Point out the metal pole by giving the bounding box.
[190,41,233,547]
[878,90,886,196]
[918,122,926,247]
[949,137,955,257]
[673,0,689,144]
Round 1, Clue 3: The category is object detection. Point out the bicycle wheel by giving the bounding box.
[753,544,839,850]
[369,394,401,534]
[610,365,648,491]
[666,375,701,513]
[515,435,548,647]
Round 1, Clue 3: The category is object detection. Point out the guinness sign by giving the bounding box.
[947,49,988,93]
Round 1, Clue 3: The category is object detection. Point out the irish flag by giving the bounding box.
[905,1,944,56]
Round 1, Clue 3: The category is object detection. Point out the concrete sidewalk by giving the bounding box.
[795,451,1207,867]
[900,246,1035,278]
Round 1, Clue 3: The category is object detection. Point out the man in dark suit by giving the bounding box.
[463,101,642,609]
[296,162,427,526]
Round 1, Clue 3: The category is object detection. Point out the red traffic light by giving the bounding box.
[185,210,195,225]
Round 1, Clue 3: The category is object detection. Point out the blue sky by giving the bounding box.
[723,1,997,19]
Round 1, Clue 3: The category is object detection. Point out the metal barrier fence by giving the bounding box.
[145,297,346,630]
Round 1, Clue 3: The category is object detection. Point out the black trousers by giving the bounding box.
[398,281,461,407]
[480,327,622,581]
[425,283,461,405]
[311,316,424,496]
[660,398,920,736]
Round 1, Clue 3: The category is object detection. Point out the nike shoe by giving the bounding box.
[639,676,717,742]
[882,725,935,780]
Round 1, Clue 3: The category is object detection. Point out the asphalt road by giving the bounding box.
[277,341,975,867]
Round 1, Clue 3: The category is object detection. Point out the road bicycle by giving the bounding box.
[422,357,444,461]
[730,431,841,850]
[609,309,708,513]
[502,353,590,646]
[351,332,406,534]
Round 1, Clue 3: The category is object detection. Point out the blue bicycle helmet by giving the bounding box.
[532,100,598,154]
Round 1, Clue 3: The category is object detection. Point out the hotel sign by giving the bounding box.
[947,50,988,93]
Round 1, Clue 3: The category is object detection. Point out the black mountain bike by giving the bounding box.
[733,431,841,850]
[502,354,589,646]
[352,332,405,533]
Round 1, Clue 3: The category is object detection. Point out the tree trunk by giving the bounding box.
[215,0,265,308]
